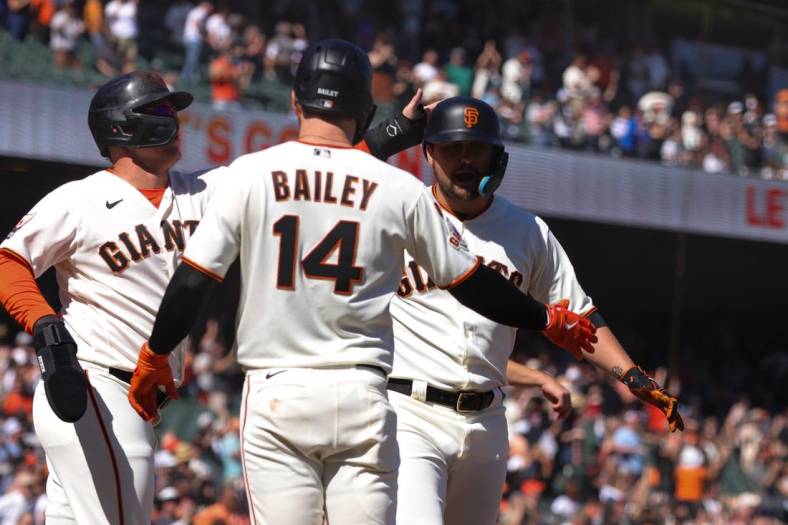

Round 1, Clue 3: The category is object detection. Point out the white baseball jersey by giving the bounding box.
[182,140,479,372]
[1,168,224,382]
[390,188,595,391]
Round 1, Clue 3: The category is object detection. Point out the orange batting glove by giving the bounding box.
[128,342,179,422]
[621,366,684,432]
[542,299,597,360]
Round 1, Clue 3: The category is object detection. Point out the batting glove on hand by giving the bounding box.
[621,366,684,432]
[128,342,179,422]
[542,299,597,360]
[33,316,88,423]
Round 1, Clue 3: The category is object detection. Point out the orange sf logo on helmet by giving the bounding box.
[464,107,479,128]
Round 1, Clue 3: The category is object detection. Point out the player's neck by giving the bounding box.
[433,186,491,220]
[298,119,354,147]
[109,158,170,189]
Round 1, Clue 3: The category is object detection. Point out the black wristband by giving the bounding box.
[363,108,427,161]
[33,316,75,350]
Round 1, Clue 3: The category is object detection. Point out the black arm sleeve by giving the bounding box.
[448,265,548,330]
[363,108,427,161]
[148,263,218,355]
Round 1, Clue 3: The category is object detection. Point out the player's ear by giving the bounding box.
[424,143,436,168]
[291,91,303,119]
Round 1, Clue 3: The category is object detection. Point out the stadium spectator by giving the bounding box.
[412,48,439,85]
[180,1,212,83]
[502,49,533,104]
[263,20,294,81]
[83,0,120,77]
[5,0,31,41]
[192,485,249,525]
[204,2,230,53]
[368,33,397,102]
[28,0,54,44]
[48,1,83,71]
[471,39,502,100]
[163,0,191,50]
[444,47,472,96]
[104,0,138,73]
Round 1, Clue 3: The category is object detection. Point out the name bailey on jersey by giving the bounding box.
[99,219,199,273]
[270,170,378,210]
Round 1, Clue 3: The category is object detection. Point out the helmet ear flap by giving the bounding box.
[478,151,508,197]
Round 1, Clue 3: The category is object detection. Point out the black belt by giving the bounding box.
[387,378,496,413]
[109,367,171,409]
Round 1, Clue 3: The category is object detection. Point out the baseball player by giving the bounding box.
[0,65,442,523]
[386,96,684,525]
[127,39,597,525]
[0,71,211,524]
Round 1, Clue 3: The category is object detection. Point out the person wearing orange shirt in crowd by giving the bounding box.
[192,486,250,525]
[29,0,55,42]
[674,420,710,518]
[209,44,248,111]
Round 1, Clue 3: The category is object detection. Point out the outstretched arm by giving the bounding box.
[507,360,572,419]
[584,321,684,432]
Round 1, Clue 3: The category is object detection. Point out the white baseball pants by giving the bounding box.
[240,367,399,525]
[389,389,508,525]
[32,363,156,525]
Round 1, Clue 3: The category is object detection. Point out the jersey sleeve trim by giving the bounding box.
[437,258,482,290]
[354,139,372,154]
[181,256,224,283]
[0,247,34,273]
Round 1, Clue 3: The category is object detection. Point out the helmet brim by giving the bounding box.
[166,91,193,111]
[425,130,503,148]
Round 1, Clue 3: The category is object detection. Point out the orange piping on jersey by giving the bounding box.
[239,379,260,525]
[438,258,482,290]
[431,185,494,221]
[354,139,371,154]
[138,187,166,208]
[181,256,224,283]
[296,139,354,149]
[582,306,598,318]
[0,248,56,333]
[86,371,126,525]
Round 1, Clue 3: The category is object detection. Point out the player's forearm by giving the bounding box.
[0,249,56,333]
[448,265,547,330]
[362,107,426,160]
[506,360,553,388]
[148,262,217,355]
[583,326,636,379]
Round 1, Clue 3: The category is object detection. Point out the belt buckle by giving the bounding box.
[455,392,479,413]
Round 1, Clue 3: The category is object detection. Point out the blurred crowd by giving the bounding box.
[0,317,785,525]
[1,0,787,178]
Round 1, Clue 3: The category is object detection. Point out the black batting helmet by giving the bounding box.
[88,71,193,158]
[294,39,376,144]
[423,96,508,196]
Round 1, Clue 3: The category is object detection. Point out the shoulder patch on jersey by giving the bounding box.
[5,214,35,240]
[444,216,468,251]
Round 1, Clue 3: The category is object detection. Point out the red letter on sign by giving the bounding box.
[766,189,785,228]
[207,117,231,165]
[746,186,766,227]
[245,121,271,153]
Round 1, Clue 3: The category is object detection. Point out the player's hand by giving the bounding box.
[542,299,597,360]
[128,342,179,422]
[33,316,88,423]
[541,377,572,419]
[401,88,440,120]
[621,366,684,432]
